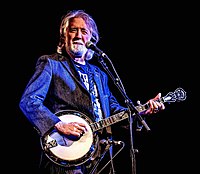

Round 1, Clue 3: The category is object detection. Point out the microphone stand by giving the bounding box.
[96,54,151,174]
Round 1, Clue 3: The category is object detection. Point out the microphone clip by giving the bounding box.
[86,41,108,59]
[99,139,123,146]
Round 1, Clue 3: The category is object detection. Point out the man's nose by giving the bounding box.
[76,30,82,38]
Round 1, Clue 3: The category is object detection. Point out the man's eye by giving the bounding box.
[70,28,77,32]
[81,30,88,35]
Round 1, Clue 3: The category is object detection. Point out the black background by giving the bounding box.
[8,0,196,173]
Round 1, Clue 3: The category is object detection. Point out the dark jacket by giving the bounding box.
[19,53,126,137]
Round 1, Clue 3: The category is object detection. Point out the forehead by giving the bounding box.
[69,17,89,29]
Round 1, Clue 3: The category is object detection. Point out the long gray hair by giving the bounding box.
[57,10,100,60]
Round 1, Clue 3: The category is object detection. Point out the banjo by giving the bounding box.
[40,87,186,167]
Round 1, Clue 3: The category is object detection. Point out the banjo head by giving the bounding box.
[41,110,99,167]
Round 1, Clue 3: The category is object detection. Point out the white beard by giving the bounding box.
[70,44,87,57]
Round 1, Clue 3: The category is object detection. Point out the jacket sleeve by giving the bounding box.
[19,55,60,137]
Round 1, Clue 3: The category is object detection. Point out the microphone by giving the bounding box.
[86,41,108,58]
[99,139,123,146]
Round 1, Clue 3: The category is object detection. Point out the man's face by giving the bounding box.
[65,17,92,58]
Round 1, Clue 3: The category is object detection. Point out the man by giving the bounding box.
[19,9,165,174]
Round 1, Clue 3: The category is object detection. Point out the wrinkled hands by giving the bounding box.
[144,93,165,115]
[55,121,87,137]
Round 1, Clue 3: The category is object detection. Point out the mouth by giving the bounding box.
[73,42,83,45]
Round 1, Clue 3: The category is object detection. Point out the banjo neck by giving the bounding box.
[90,104,146,132]
[90,87,187,132]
